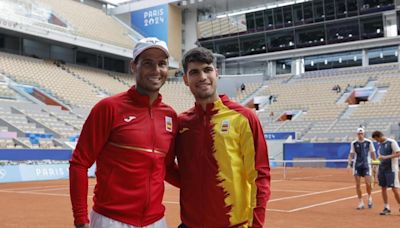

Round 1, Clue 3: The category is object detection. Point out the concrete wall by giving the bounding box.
[182,9,198,53]
[168,5,182,64]
[267,140,285,160]
[115,12,131,26]
[218,74,263,97]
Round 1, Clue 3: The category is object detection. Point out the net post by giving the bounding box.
[283,160,287,180]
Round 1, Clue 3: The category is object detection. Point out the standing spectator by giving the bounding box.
[270,111,275,121]
[240,83,246,93]
[347,128,376,210]
[372,131,400,215]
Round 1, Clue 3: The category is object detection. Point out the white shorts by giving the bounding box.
[90,210,167,228]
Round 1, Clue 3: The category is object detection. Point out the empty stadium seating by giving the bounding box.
[159,81,194,113]
[64,64,130,95]
[231,82,263,102]
[0,99,84,148]
[257,63,400,141]
[0,52,103,108]
[198,17,246,39]
[1,48,399,148]
[36,0,134,48]
[0,84,16,99]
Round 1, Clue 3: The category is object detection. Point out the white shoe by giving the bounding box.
[368,200,373,208]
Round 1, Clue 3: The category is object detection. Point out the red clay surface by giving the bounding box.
[0,173,399,227]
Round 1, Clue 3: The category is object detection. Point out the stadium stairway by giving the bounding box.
[240,83,268,105]
[54,63,110,96]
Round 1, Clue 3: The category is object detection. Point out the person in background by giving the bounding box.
[372,131,400,215]
[347,127,376,210]
[240,83,246,93]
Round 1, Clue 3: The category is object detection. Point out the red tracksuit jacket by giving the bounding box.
[70,86,177,226]
[167,95,270,227]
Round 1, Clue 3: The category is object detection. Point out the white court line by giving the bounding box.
[288,190,381,212]
[2,187,377,213]
[0,189,96,198]
[164,201,179,205]
[0,189,71,197]
[267,208,290,213]
[291,174,333,181]
[30,187,70,192]
[271,180,286,183]
[1,185,95,192]
[31,185,95,192]
[273,189,312,193]
[271,174,335,183]
[0,189,180,205]
[0,184,69,191]
[269,185,354,202]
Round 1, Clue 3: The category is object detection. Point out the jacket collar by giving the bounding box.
[194,95,229,115]
[128,86,162,107]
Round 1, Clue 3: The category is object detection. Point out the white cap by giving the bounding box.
[357,128,365,134]
[132,37,169,62]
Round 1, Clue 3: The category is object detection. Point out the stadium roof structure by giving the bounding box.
[111,0,311,16]
[103,0,131,4]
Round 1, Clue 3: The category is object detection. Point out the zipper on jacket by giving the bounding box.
[143,159,154,222]
[200,111,207,225]
[149,106,155,152]
[143,106,156,222]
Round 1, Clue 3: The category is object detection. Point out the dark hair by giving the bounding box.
[372,131,384,138]
[182,47,215,74]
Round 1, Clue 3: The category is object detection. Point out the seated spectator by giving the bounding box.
[240,83,246,93]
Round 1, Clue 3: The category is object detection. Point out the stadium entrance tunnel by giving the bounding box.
[278,110,301,121]
[346,87,376,105]
[15,84,69,110]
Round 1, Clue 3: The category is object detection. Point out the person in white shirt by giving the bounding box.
[372,130,400,215]
[347,128,376,209]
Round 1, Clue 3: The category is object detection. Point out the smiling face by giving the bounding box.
[130,48,168,96]
[357,132,364,141]
[183,61,219,102]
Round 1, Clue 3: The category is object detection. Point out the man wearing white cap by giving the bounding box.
[70,38,177,228]
[347,127,377,210]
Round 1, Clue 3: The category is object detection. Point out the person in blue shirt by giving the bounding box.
[372,130,400,215]
[348,128,377,210]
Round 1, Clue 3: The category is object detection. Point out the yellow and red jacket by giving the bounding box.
[167,95,270,227]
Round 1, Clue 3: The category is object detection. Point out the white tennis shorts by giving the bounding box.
[89,210,167,228]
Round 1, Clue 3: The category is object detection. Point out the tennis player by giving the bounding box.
[372,131,400,215]
[347,127,376,209]
[69,38,177,228]
[166,47,270,227]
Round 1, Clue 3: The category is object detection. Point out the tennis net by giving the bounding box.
[270,159,379,183]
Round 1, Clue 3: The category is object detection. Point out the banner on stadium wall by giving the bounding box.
[0,132,17,139]
[0,166,21,182]
[264,132,296,140]
[19,164,70,181]
[283,142,400,161]
[0,164,96,183]
[283,142,350,161]
[0,149,72,161]
[131,4,169,43]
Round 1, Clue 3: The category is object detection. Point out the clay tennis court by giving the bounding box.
[0,166,399,227]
